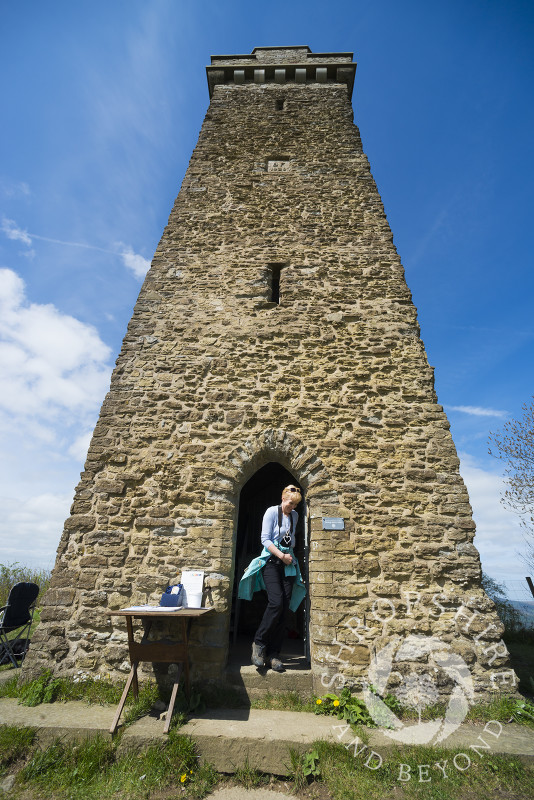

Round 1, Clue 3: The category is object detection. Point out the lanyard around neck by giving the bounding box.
[277,504,293,539]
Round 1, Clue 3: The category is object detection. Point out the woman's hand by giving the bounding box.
[281,552,293,565]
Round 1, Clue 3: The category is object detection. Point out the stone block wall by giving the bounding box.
[23,47,516,699]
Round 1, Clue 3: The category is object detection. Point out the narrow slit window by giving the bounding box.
[270,264,283,304]
[275,97,286,111]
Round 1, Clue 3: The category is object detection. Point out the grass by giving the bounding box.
[251,689,316,712]
[0,708,533,800]
[14,730,217,799]
[312,686,534,731]
[0,671,198,734]
[0,671,123,706]
[0,726,36,778]
[466,693,534,727]
[233,756,270,789]
[1,729,534,800]
[293,738,534,800]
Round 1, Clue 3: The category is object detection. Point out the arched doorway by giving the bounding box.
[229,462,309,665]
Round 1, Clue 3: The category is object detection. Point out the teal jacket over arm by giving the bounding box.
[237,544,306,612]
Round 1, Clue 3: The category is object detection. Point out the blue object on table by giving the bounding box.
[160,584,184,607]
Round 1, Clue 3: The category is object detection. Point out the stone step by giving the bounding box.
[223,638,313,700]
[2,698,534,778]
[223,661,313,701]
[0,698,115,746]
[178,709,534,776]
[179,709,336,775]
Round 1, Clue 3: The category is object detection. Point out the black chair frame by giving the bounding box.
[0,582,39,668]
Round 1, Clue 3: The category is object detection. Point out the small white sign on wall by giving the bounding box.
[267,160,291,173]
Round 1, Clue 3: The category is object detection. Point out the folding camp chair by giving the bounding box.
[0,582,39,668]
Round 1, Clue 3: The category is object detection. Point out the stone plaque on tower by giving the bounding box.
[25,46,514,700]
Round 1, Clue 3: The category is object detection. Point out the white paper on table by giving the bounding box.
[180,570,204,606]
[120,605,183,612]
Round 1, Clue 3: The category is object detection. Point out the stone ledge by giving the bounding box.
[181,709,534,774]
[181,708,337,774]
[222,662,313,700]
[1,697,533,775]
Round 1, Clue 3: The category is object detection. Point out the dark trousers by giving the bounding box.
[254,559,295,656]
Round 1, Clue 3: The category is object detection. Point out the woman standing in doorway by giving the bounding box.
[238,485,306,672]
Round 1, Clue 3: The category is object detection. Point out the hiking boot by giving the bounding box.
[268,655,284,672]
[251,642,266,668]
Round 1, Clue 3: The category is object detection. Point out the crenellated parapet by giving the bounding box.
[207,45,356,98]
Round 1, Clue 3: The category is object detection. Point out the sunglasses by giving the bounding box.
[287,487,301,493]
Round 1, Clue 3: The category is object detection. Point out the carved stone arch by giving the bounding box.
[224,427,340,505]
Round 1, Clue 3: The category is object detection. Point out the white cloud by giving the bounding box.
[0,269,114,567]
[1,216,32,246]
[458,451,527,583]
[447,405,508,418]
[0,492,71,568]
[119,245,150,279]
[0,268,112,419]
[68,431,93,462]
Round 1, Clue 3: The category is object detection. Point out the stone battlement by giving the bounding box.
[207,45,356,98]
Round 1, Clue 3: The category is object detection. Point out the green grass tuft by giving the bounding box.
[3,669,139,708]
[0,675,20,699]
[466,693,534,727]
[233,756,269,789]
[22,735,115,789]
[251,690,315,712]
[306,738,534,800]
[0,725,36,777]
[16,730,211,799]
[122,682,161,725]
[18,669,62,706]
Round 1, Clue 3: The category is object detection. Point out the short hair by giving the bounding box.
[282,485,302,504]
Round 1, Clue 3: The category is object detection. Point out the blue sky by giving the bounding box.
[0,0,533,590]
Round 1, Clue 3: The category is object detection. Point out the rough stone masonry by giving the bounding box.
[24,46,516,699]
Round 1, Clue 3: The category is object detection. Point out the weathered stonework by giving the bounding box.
[24,46,516,699]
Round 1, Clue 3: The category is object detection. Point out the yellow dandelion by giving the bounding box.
[316,698,322,705]
[180,774,187,783]
[333,699,340,707]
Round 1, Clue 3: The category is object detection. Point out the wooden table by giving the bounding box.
[107,607,212,735]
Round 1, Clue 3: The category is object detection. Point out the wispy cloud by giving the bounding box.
[446,405,508,418]
[1,217,32,245]
[1,216,149,279]
[0,179,31,198]
[407,206,451,269]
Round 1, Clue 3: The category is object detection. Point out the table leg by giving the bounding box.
[181,617,194,698]
[109,662,138,735]
[163,664,184,735]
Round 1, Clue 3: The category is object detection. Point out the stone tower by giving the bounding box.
[25,46,515,699]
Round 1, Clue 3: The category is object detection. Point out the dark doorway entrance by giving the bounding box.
[229,462,309,665]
